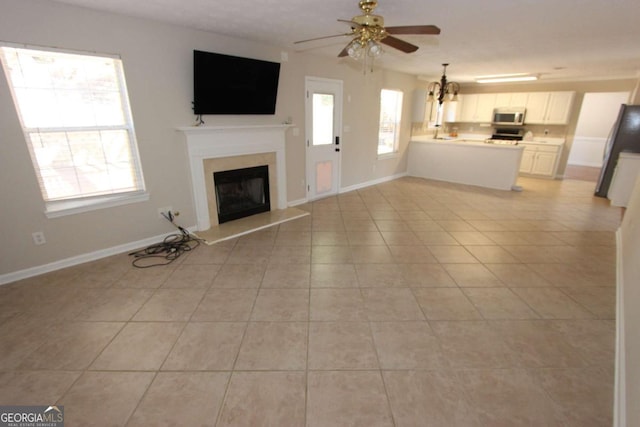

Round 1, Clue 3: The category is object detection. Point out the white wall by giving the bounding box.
[0,0,417,280]
[568,92,630,167]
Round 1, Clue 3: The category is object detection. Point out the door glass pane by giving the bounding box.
[315,161,333,194]
[312,93,334,146]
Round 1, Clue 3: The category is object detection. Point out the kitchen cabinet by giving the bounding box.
[458,93,496,123]
[520,149,535,173]
[495,92,528,108]
[445,90,575,125]
[518,142,563,177]
[545,92,575,124]
[524,93,549,123]
[442,101,458,123]
[524,92,575,125]
[412,89,458,125]
[531,151,557,175]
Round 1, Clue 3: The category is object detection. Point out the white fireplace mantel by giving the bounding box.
[177,124,290,231]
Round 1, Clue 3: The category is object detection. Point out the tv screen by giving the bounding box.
[193,50,281,115]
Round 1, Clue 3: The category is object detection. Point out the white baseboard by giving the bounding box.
[1,174,409,286]
[339,172,408,194]
[287,198,309,207]
[567,161,603,168]
[0,228,197,286]
[286,173,408,205]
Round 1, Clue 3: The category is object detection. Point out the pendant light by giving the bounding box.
[427,63,460,104]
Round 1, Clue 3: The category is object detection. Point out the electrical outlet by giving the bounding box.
[32,231,46,245]
[157,206,173,220]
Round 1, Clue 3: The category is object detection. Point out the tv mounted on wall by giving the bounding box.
[193,50,281,115]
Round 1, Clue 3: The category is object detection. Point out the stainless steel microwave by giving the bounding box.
[492,108,526,126]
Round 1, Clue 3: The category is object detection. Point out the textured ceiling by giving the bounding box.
[50,0,640,83]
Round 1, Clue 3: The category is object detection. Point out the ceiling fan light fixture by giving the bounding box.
[347,40,364,59]
[296,0,440,74]
[367,40,383,57]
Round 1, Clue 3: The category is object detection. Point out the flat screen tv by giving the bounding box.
[193,50,281,115]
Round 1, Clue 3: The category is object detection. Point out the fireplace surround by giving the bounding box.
[178,124,290,230]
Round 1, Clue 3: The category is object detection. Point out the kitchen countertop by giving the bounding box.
[521,137,565,146]
[410,135,565,147]
[410,135,522,149]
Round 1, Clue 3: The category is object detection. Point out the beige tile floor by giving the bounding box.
[0,176,619,426]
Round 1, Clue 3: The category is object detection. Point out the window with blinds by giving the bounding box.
[0,45,145,209]
[378,89,403,156]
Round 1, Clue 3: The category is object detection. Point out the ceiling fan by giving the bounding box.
[294,0,440,58]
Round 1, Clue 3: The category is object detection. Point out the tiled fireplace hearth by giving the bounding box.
[177,124,290,231]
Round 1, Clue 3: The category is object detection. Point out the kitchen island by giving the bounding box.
[408,136,524,191]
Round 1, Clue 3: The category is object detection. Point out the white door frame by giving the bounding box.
[305,76,343,201]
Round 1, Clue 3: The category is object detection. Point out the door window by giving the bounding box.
[312,93,334,146]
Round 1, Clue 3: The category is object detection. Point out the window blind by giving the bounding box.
[0,46,145,202]
[378,89,403,155]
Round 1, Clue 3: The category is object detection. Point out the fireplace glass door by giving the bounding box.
[214,165,270,224]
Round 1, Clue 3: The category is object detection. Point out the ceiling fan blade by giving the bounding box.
[380,35,419,53]
[338,44,350,57]
[385,25,441,35]
[294,33,352,44]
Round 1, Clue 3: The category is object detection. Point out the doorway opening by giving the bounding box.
[305,77,343,201]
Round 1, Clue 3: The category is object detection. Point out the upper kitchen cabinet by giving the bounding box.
[495,92,528,108]
[546,92,576,124]
[524,92,549,123]
[412,89,458,125]
[524,91,575,125]
[442,101,458,123]
[458,93,496,123]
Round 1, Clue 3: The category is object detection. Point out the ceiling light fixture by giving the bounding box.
[427,63,460,105]
[346,32,384,73]
[476,73,539,84]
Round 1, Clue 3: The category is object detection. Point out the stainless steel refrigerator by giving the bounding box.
[595,104,640,197]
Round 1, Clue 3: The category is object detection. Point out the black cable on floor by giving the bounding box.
[129,215,202,268]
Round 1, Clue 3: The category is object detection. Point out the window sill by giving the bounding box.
[45,191,150,218]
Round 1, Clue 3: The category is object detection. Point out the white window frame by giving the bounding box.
[377,88,404,157]
[0,44,148,218]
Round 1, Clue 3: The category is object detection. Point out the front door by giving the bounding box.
[305,77,343,201]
